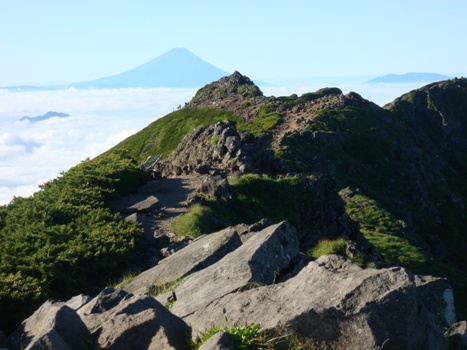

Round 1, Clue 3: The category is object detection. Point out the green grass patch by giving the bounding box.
[238,112,280,136]
[112,272,136,289]
[171,199,240,238]
[344,193,428,270]
[108,107,242,162]
[192,324,274,350]
[308,237,347,259]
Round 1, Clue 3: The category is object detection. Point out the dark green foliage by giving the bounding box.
[108,108,242,162]
[0,150,145,332]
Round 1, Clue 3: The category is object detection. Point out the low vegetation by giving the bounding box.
[0,150,147,332]
[308,237,347,259]
[109,107,242,162]
[191,324,273,349]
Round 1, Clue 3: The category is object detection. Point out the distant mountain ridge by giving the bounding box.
[368,72,450,84]
[2,48,229,91]
[20,111,70,123]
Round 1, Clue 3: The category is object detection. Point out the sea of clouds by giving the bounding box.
[0,82,423,205]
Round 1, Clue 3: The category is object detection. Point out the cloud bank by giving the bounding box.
[0,88,196,205]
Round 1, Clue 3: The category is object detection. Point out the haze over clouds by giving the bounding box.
[0,88,196,205]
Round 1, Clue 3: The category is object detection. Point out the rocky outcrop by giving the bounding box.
[153,120,272,177]
[7,300,91,350]
[5,221,462,349]
[124,226,242,294]
[6,288,190,350]
[166,221,299,317]
[77,289,190,350]
[183,255,449,349]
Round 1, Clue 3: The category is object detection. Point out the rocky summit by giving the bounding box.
[2,72,467,349]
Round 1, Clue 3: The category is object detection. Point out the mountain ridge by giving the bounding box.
[368,72,450,84]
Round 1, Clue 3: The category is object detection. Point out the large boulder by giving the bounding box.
[168,221,300,318]
[78,288,191,350]
[184,255,449,349]
[7,300,91,350]
[124,227,243,294]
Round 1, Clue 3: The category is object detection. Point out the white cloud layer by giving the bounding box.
[0,83,422,205]
[0,88,196,205]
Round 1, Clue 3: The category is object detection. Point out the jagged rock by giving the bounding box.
[65,294,92,311]
[168,221,300,318]
[77,287,128,318]
[124,227,242,294]
[126,195,161,213]
[183,255,449,349]
[110,194,161,214]
[196,175,233,203]
[7,300,91,350]
[447,321,467,349]
[96,308,189,350]
[78,288,190,350]
[198,332,240,350]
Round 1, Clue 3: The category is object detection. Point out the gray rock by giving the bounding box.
[77,287,128,317]
[198,332,240,350]
[7,300,91,350]
[169,221,299,318]
[184,255,448,349]
[126,195,160,213]
[124,227,242,294]
[96,308,189,350]
[79,289,191,350]
[65,294,92,311]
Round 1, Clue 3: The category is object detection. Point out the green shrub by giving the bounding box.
[0,150,145,332]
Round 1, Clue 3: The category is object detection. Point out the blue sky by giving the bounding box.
[1,1,466,85]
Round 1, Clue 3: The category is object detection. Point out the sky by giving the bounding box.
[1,1,466,86]
[1,1,467,204]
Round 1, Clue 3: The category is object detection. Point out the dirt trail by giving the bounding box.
[151,175,201,237]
